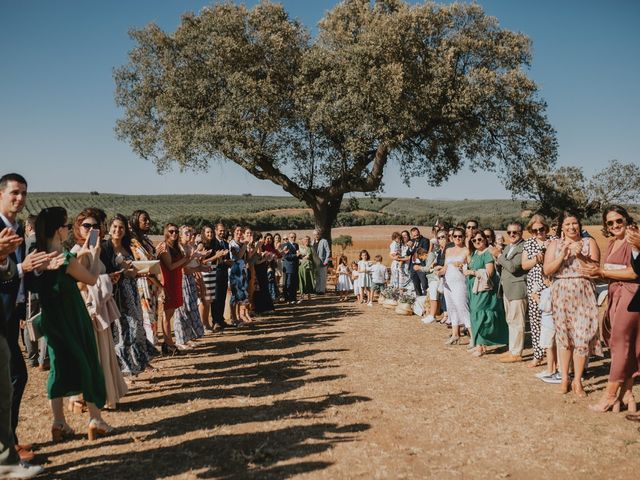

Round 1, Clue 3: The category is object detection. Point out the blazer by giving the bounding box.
[0,217,24,302]
[496,240,528,300]
[630,251,640,312]
[211,237,231,273]
[313,238,331,266]
[0,257,17,338]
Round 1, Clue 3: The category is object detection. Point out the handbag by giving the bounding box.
[472,269,493,294]
[25,296,43,342]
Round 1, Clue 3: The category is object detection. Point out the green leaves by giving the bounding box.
[114,0,557,233]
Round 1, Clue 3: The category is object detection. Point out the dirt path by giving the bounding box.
[22,297,640,479]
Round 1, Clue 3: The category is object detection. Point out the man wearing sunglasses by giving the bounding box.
[496,221,527,363]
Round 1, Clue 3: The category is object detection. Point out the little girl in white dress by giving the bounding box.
[336,256,353,301]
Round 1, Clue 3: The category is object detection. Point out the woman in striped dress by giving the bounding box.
[198,226,217,331]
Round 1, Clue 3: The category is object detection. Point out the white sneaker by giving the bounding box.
[421,315,435,324]
[0,462,44,479]
[367,302,373,307]
[535,370,552,379]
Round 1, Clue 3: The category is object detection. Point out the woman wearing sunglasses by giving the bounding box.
[522,215,554,369]
[464,231,508,356]
[71,208,127,411]
[543,210,600,397]
[157,223,193,355]
[581,205,639,412]
[436,227,470,345]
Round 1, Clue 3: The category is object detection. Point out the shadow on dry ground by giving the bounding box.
[37,300,371,479]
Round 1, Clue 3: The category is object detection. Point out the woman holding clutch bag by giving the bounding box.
[581,205,639,412]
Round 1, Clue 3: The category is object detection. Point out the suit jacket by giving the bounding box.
[630,251,640,312]
[211,237,231,273]
[282,242,299,267]
[408,236,430,269]
[0,217,24,300]
[496,240,527,300]
[313,238,331,266]
[0,257,17,338]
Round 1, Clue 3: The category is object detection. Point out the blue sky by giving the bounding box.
[1,1,638,199]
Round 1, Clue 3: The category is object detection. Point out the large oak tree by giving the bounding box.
[114,0,557,238]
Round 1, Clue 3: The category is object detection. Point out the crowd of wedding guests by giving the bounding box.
[0,173,333,478]
[376,211,640,414]
[0,171,639,478]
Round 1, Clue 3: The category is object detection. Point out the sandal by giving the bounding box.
[52,421,75,442]
[445,336,460,345]
[88,418,114,441]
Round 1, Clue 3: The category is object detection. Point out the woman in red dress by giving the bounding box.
[157,223,192,355]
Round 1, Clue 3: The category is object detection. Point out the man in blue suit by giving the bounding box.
[0,173,51,461]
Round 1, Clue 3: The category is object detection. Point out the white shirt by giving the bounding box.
[371,263,388,284]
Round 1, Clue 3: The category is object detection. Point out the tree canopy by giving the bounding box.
[114,0,557,236]
[514,159,640,219]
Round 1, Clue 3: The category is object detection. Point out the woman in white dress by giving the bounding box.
[436,227,470,345]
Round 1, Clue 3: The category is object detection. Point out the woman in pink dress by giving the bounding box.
[581,206,639,412]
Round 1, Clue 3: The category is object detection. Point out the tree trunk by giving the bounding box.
[310,194,343,243]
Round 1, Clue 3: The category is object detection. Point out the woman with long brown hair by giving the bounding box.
[35,207,113,441]
[129,209,162,351]
[581,205,639,412]
[543,210,600,397]
[101,214,150,378]
[157,223,193,355]
[71,208,127,411]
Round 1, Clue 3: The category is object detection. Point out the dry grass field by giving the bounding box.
[18,223,640,479]
[21,295,640,479]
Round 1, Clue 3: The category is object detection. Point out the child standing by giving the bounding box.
[370,255,388,303]
[351,261,361,303]
[357,250,373,306]
[535,276,559,383]
[336,255,353,301]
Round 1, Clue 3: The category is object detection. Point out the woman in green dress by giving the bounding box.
[298,236,316,300]
[464,231,508,357]
[34,207,113,441]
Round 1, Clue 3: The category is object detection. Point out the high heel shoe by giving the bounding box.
[161,343,180,356]
[51,422,75,442]
[445,336,460,345]
[88,418,114,441]
[571,380,587,398]
[588,394,620,412]
[622,391,637,413]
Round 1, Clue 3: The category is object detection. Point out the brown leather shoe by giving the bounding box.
[16,445,35,462]
[499,354,523,363]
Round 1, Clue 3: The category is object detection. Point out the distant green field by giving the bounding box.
[23,193,639,232]
[24,192,305,224]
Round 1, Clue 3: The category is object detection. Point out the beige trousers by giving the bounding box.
[503,297,527,356]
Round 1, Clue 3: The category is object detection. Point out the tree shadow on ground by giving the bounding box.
[42,299,371,479]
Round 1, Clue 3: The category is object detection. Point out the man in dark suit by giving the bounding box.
[0,173,51,460]
[407,227,430,296]
[282,232,300,304]
[0,247,43,478]
[210,223,231,331]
